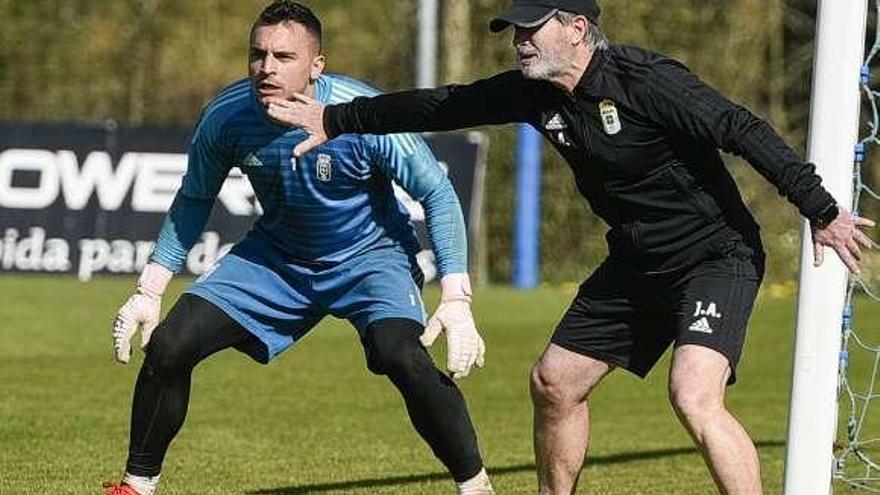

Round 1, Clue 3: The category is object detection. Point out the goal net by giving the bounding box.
[833,2,880,490]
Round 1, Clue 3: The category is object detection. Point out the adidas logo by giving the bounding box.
[688,317,714,334]
[242,153,263,168]
[545,113,566,130]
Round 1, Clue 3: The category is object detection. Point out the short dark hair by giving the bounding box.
[251,1,323,51]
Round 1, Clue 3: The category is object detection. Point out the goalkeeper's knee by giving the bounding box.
[363,318,433,378]
[141,296,206,378]
[142,328,199,380]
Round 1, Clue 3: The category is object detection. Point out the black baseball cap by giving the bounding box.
[489,0,601,33]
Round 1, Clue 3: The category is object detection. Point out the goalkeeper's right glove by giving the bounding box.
[112,262,173,364]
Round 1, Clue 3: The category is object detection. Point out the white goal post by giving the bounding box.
[784,1,868,493]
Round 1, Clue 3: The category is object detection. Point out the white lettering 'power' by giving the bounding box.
[0,149,257,216]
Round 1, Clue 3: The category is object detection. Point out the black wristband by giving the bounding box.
[810,203,839,230]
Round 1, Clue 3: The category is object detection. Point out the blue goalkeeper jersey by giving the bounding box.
[151,74,467,276]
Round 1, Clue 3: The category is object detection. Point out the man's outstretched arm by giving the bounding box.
[638,60,875,273]
[266,71,541,156]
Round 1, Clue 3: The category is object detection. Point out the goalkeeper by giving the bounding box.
[103,2,492,495]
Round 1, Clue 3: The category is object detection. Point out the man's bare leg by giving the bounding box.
[668,345,762,494]
[530,344,615,495]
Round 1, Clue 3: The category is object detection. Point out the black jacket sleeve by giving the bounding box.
[324,70,540,137]
[637,60,836,221]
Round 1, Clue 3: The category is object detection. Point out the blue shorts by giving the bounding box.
[186,234,427,363]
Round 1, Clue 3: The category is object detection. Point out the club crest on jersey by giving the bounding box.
[599,99,622,135]
[316,154,332,182]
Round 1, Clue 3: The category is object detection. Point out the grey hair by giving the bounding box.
[554,11,609,51]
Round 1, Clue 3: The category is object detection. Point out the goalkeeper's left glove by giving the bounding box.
[112,262,173,364]
[421,273,486,379]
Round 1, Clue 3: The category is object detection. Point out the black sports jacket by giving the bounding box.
[325,45,836,271]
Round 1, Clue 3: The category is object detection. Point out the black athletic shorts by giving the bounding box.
[551,241,765,384]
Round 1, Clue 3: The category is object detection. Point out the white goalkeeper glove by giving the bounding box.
[421,273,485,379]
[113,262,173,364]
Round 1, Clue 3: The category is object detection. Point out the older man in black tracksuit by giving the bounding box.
[266,0,876,493]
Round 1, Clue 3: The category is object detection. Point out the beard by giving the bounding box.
[518,49,568,81]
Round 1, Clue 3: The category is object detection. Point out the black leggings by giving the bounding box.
[125,294,483,482]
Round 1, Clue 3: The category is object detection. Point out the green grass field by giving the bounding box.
[1,275,877,494]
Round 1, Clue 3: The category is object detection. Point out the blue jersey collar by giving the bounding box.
[315,75,332,104]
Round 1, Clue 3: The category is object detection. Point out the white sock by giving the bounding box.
[121,473,160,495]
[456,467,493,495]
